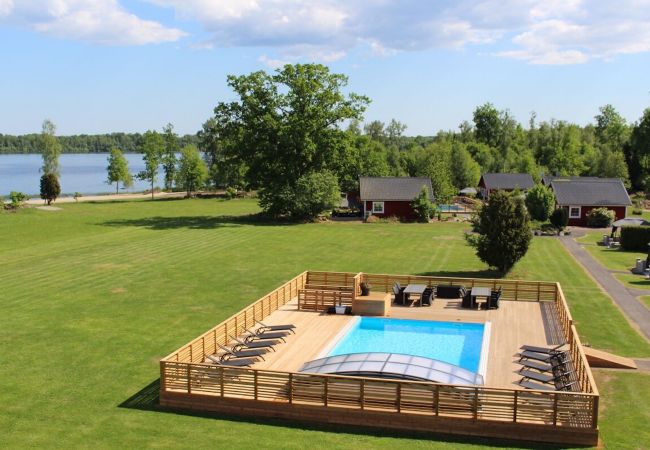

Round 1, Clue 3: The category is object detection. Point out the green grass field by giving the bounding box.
[2,198,649,449]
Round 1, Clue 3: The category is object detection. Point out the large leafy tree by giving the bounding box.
[450,143,481,189]
[203,63,369,216]
[176,145,208,197]
[525,184,555,221]
[137,130,164,199]
[40,119,61,177]
[106,148,133,194]
[625,108,650,191]
[162,123,179,191]
[468,191,532,274]
[39,173,60,205]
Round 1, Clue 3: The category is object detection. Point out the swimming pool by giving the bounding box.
[438,204,463,212]
[328,317,486,373]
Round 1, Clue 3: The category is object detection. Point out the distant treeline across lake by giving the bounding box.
[0,153,169,196]
[0,132,198,154]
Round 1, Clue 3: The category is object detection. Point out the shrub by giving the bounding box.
[9,191,28,209]
[224,186,237,200]
[525,185,555,221]
[74,192,82,202]
[292,171,340,220]
[586,207,615,228]
[0,196,4,211]
[40,173,61,205]
[632,209,643,215]
[550,208,569,232]
[411,186,435,223]
[620,226,650,251]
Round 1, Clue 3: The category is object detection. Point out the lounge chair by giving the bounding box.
[244,327,288,342]
[255,319,296,334]
[518,378,578,391]
[520,368,572,384]
[520,343,566,354]
[205,354,258,367]
[519,358,569,373]
[230,335,279,351]
[217,343,267,360]
[519,350,571,363]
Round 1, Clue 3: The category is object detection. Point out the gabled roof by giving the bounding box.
[542,175,618,186]
[359,177,433,201]
[480,173,535,190]
[550,178,632,206]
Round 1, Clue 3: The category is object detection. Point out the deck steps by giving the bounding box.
[583,347,637,369]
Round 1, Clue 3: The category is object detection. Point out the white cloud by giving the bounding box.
[1,0,185,45]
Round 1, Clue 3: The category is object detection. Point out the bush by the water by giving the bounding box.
[9,191,28,209]
[586,207,615,228]
[620,226,650,251]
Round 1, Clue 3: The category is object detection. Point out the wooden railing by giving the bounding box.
[162,272,308,364]
[160,270,598,435]
[160,362,599,429]
[297,289,353,311]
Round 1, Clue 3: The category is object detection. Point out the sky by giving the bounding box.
[0,0,649,136]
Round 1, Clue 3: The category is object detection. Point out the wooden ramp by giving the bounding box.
[584,347,637,369]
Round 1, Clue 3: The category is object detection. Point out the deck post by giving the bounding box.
[397,383,402,412]
[254,371,258,400]
[473,388,479,420]
[187,363,191,394]
[288,373,293,404]
[513,390,518,422]
[360,379,365,410]
[159,361,166,392]
[324,377,328,406]
[219,367,224,397]
[553,393,559,425]
[434,385,439,416]
[592,396,599,428]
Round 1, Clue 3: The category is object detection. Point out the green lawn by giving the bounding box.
[1,198,649,449]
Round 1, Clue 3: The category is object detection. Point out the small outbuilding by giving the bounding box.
[359,177,434,220]
[478,173,535,200]
[549,178,632,226]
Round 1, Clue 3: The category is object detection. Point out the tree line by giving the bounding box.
[0,132,198,154]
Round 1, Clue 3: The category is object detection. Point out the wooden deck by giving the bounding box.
[233,296,559,390]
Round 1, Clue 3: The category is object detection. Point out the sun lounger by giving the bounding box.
[520,369,571,384]
[244,327,288,342]
[255,319,296,334]
[519,378,578,391]
[519,350,570,363]
[520,343,566,354]
[230,335,279,351]
[206,354,258,367]
[217,343,267,360]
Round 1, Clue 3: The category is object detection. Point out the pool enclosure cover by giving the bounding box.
[299,352,484,386]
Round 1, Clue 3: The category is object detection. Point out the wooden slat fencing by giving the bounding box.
[162,272,308,364]
[160,270,599,441]
[161,362,598,430]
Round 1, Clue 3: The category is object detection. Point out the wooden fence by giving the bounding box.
[160,270,599,445]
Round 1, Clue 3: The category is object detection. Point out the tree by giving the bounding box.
[550,208,569,233]
[106,148,133,194]
[137,130,164,199]
[625,108,650,190]
[411,186,434,223]
[176,145,208,197]
[291,171,341,220]
[162,123,179,191]
[385,119,407,146]
[467,191,531,274]
[419,142,455,204]
[473,103,501,149]
[40,119,62,177]
[450,143,481,189]
[364,120,385,141]
[39,173,60,205]
[203,63,369,217]
[525,184,555,221]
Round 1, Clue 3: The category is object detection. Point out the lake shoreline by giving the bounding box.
[25,191,187,204]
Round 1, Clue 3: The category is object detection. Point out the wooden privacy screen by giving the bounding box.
[160,271,599,446]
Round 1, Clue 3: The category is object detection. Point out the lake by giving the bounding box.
[0,153,160,196]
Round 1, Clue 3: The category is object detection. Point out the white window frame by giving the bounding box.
[569,206,581,219]
[372,201,385,214]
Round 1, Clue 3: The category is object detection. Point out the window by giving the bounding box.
[372,201,385,214]
[569,206,581,218]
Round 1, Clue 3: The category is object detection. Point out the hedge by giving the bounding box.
[620,226,650,251]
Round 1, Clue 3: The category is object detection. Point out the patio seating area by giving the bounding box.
[159,271,599,446]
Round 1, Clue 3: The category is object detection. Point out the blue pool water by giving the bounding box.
[328,318,484,373]
[438,204,462,212]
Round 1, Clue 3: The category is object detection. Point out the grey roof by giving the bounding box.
[299,352,484,386]
[542,175,619,186]
[612,218,650,227]
[359,177,434,201]
[480,173,535,190]
[551,179,632,206]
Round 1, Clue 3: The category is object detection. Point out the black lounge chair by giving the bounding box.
[230,335,279,351]
[255,319,296,334]
[206,354,258,367]
[520,343,566,354]
[244,328,288,342]
[217,343,267,360]
[519,358,569,373]
[518,378,578,391]
[519,350,571,363]
[520,368,572,384]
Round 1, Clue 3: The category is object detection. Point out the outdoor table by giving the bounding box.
[471,287,492,309]
[403,284,427,306]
